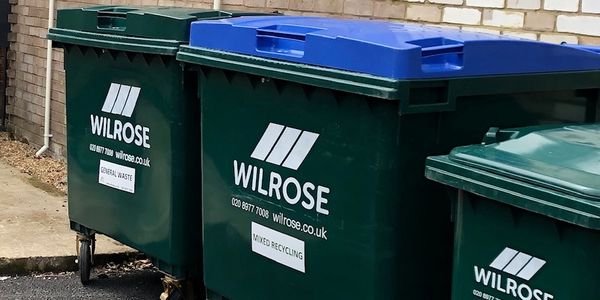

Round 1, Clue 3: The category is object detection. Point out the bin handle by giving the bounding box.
[256,25,321,58]
[420,44,464,73]
[96,9,130,31]
[420,44,464,57]
[407,38,465,73]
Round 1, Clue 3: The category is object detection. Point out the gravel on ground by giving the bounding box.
[0,132,67,194]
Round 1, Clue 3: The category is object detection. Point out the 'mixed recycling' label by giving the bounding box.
[251,222,305,273]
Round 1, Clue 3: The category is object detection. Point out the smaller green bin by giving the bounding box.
[426,124,600,300]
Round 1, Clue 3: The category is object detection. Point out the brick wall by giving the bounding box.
[0,48,5,126]
[6,0,600,157]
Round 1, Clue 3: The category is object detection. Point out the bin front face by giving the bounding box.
[53,6,278,277]
[198,65,600,299]
[64,44,201,274]
[451,192,600,300]
[201,72,405,299]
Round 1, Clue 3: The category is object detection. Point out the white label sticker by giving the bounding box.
[98,159,136,194]
[251,222,305,273]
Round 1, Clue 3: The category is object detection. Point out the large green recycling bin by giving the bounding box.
[48,6,271,279]
[178,16,600,299]
[425,124,600,300]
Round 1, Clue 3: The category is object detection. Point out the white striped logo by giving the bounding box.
[101,83,141,117]
[251,123,319,171]
[490,247,546,281]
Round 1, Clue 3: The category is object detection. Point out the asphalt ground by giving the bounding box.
[0,266,163,299]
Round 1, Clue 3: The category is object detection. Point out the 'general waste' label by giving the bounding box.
[98,159,136,194]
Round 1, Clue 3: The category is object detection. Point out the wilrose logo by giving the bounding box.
[233,123,330,215]
[90,83,151,149]
[474,247,554,300]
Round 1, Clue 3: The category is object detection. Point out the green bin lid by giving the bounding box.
[49,6,276,55]
[425,124,600,229]
[54,6,268,42]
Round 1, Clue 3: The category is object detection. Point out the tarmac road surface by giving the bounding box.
[0,268,163,299]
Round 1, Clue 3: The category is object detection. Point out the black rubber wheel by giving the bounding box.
[79,239,92,285]
[166,288,185,300]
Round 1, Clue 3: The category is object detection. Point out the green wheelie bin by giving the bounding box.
[48,6,274,297]
[426,124,600,300]
[177,16,600,299]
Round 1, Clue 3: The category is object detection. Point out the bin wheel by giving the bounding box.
[79,239,92,285]
[166,288,184,300]
[160,276,185,300]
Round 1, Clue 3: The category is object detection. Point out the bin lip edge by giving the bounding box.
[425,155,600,230]
[48,28,182,55]
[176,45,397,81]
[176,45,403,101]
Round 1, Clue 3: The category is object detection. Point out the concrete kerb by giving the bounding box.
[0,252,142,276]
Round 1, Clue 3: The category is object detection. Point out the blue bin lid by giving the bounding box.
[189,16,600,79]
